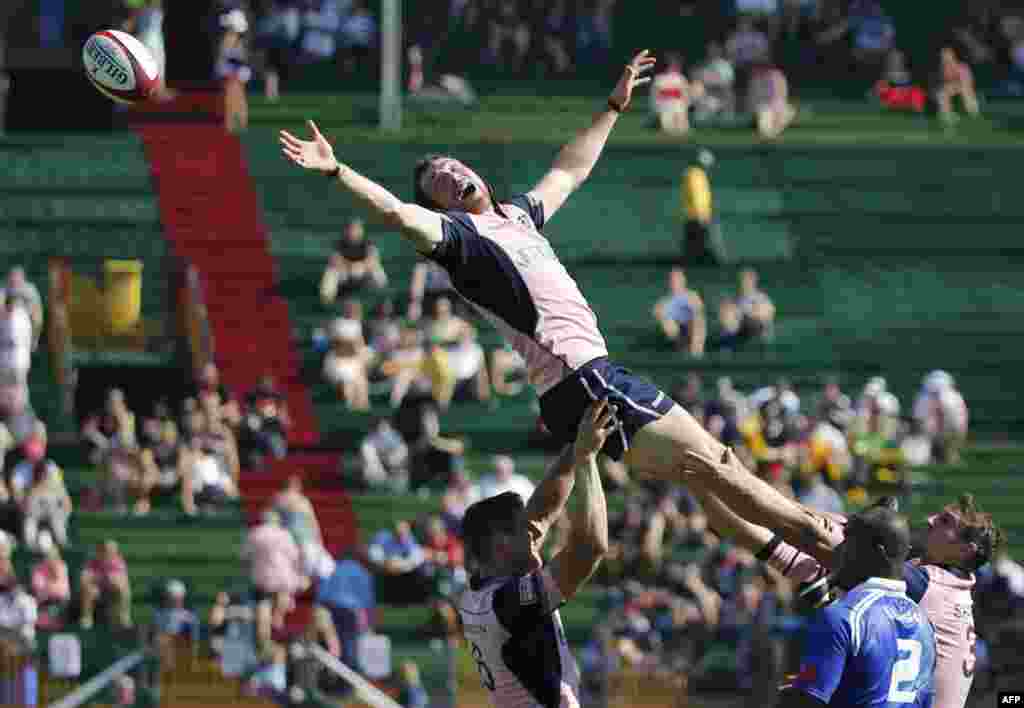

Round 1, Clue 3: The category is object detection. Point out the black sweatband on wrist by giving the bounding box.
[755,534,784,562]
[607,98,624,113]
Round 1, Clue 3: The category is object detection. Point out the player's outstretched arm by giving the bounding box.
[524,444,577,552]
[279,121,444,255]
[528,51,656,222]
[549,400,613,601]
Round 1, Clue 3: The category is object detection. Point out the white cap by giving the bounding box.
[166,579,186,597]
[220,8,249,34]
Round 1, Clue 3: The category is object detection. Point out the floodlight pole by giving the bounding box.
[379,0,402,132]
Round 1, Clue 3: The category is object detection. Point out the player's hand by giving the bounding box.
[608,50,657,112]
[573,398,616,462]
[279,120,338,174]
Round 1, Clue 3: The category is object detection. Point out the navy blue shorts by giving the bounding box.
[539,358,676,461]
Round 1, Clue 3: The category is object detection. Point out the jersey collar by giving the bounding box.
[862,577,907,593]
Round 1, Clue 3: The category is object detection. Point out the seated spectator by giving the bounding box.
[323,316,372,412]
[243,510,307,601]
[575,0,615,65]
[395,379,466,492]
[485,0,531,73]
[746,57,796,139]
[873,49,926,112]
[338,0,377,73]
[356,417,410,491]
[0,295,33,420]
[81,388,136,468]
[847,0,895,70]
[653,268,706,356]
[79,540,132,629]
[408,261,455,322]
[154,579,200,646]
[184,404,240,513]
[423,296,490,407]
[489,343,527,397]
[913,370,969,464]
[734,268,776,342]
[238,376,290,469]
[365,300,402,359]
[192,362,241,429]
[936,46,981,126]
[320,219,388,305]
[378,324,427,408]
[21,459,72,553]
[2,266,43,345]
[366,520,433,604]
[138,419,190,515]
[673,372,705,421]
[535,0,575,76]
[305,545,374,671]
[440,469,479,534]
[0,556,36,645]
[649,53,696,136]
[475,454,535,501]
[31,544,69,631]
[397,662,430,708]
[693,41,736,123]
[298,0,342,63]
[422,514,465,575]
[726,16,771,72]
[794,468,844,515]
[271,475,323,550]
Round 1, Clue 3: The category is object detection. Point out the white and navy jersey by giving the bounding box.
[456,568,581,708]
[429,195,608,396]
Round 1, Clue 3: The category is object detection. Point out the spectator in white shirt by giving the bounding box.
[0,295,33,417]
[0,556,37,645]
[474,455,534,502]
[2,267,42,345]
[649,53,696,136]
[913,370,968,464]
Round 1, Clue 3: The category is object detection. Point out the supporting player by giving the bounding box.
[454,399,613,707]
[685,453,1000,708]
[279,50,829,557]
[780,504,936,708]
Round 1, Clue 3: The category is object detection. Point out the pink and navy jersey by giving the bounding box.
[761,531,977,708]
[456,568,581,708]
[791,577,936,708]
[429,195,608,395]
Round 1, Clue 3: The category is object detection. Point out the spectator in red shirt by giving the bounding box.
[31,544,70,630]
[79,539,132,629]
[649,53,698,136]
[423,515,464,571]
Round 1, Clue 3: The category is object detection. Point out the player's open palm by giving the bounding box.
[279,120,336,174]
[608,50,657,112]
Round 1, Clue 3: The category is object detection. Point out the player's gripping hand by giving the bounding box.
[279,120,338,174]
[608,50,657,112]
[573,399,617,463]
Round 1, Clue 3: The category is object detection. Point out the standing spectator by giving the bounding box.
[254,1,301,102]
[734,268,776,342]
[936,46,981,127]
[747,57,796,139]
[271,475,324,551]
[913,370,968,464]
[474,454,535,501]
[306,546,374,671]
[320,219,388,305]
[79,540,132,629]
[243,510,307,600]
[653,268,706,356]
[693,41,736,124]
[30,545,69,631]
[216,7,252,133]
[2,267,43,346]
[356,417,410,491]
[0,556,36,645]
[649,53,695,136]
[338,0,376,74]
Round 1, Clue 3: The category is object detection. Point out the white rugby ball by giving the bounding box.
[82,29,160,105]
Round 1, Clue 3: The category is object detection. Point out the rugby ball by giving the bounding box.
[82,30,160,105]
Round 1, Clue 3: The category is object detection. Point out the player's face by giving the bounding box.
[924,506,971,566]
[421,158,491,213]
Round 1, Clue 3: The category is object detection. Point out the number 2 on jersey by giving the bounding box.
[887,638,922,703]
[469,641,495,691]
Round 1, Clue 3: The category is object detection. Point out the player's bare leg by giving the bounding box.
[626,405,839,562]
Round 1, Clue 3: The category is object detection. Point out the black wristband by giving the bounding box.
[755,534,784,562]
[326,163,341,179]
[607,98,624,113]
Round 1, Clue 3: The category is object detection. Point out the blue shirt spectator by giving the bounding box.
[367,521,425,573]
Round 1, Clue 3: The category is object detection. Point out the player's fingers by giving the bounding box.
[308,119,325,141]
[590,398,608,422]
[279,131,304,149]
[633,77,653,87]
[596,405,616,431]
